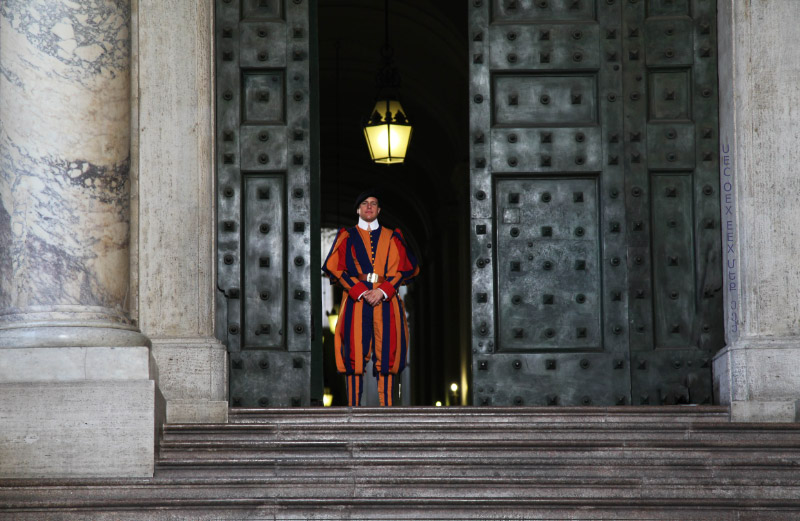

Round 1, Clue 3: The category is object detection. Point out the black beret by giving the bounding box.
[354,189,380,211]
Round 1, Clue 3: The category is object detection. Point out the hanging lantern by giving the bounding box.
[363,0,412,164]
[363,99,412,164]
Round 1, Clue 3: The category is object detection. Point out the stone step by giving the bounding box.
[155,451,800,477]
[153,458,800,482]
[5,474,800,504]
[5,501,800,521]
[158,438,800,460]
[4,503,800,521]
[3,474,800,521]
[154,456,800,485]
[161,421,800,444]
[226,405,731,424]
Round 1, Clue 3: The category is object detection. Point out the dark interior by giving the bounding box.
[317,0,470,405]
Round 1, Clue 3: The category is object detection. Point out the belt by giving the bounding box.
[358,273,385,284]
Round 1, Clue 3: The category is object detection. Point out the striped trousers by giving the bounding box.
[346,374,395,406]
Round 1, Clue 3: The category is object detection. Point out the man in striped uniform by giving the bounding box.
[322,190,419,406]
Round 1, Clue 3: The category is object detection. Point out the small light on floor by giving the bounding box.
[326,311,338,334]
[323,388,333,407]
[435,401,442,407]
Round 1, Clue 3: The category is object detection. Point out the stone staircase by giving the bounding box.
[3,406,800,520]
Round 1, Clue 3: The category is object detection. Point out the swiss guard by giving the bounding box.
[322,189,419,406]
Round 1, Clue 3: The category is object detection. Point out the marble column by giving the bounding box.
[0,0,145,347]
[713,0,800,422]
[0,0,155,477]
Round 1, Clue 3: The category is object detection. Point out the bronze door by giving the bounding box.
[469,0,721,406]
[215,0,319,407]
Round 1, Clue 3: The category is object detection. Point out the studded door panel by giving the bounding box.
[469,0,720,406]
[216,0,312,407]
[625,0,721,405]
[496,178,603,352]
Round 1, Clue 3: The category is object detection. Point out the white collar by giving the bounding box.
[357,217,380,231]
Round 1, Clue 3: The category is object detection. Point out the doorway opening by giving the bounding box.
[317,0,471,406]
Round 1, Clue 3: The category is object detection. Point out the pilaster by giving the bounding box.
[714,0,800,422]
[134,0,227,423]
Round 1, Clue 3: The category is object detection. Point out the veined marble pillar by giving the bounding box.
[0,0,144,345]
[713,0,800,422]
[0,0,155,477]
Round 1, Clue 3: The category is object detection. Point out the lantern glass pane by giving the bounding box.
[364,123,412,164]
[364,124,389,160]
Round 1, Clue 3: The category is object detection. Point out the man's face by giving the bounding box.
[357,197,381,222]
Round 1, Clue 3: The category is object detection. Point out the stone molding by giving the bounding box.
[0,325,148,349]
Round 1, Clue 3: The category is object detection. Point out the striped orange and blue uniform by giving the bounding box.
[322,226,419,406]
